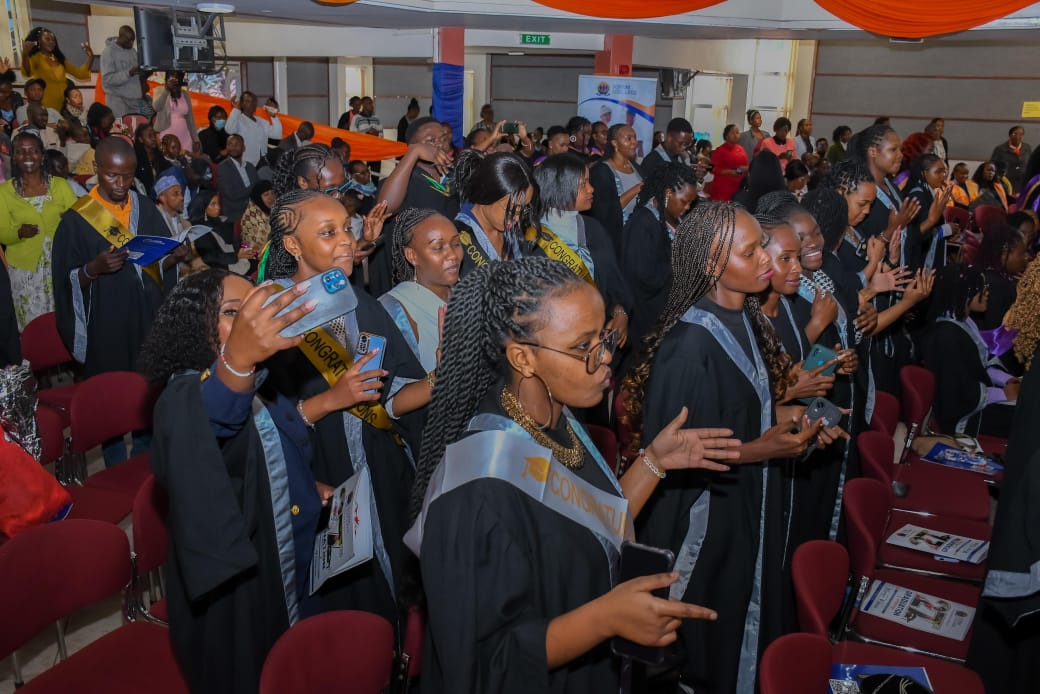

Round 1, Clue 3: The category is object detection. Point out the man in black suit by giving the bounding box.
[216,134,259,223]
[279,121,314,154]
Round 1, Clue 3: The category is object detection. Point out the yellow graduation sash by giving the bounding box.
[525,225,597,288]
[70,195,163,285]
[456,228,490,270]
[297,326,397,435]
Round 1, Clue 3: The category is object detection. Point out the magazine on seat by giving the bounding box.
[885,523,989,564]
[860,580,974,641]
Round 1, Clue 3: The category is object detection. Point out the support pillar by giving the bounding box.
[594,34,633,76]
[432,28,465,149]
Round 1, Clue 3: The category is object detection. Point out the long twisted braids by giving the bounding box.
[623,202,793,447]
[408,257,584,522]
[635,161,700,245]
[272,142,338,197]
[391,207,440,284]
[1007,258,1040,370]
[263,189,327,280]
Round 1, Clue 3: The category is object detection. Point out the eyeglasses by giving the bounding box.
[518,329,618,375]
[321,181,353,199]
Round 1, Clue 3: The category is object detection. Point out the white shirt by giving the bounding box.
[225,107,283,165]
[350,114,382,134]
[229,156,252,187]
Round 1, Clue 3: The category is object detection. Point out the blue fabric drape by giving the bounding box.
[432,63,464,149]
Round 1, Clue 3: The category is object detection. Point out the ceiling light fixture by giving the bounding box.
[196,3,236,13]
[507,51,525,56]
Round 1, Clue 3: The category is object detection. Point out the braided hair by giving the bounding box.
[801,188,849,252]
[272,142,340,197]
[391,207,440,284]
[10,130,50,196]
[848,124,895,163]
[263,189,327,280]
[823,157,873,195]
[408,257,584,521]
[755,191,800,219]
[635,161,699,246]
[623,201,793,448]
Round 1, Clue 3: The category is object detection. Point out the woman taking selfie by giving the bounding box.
[407,257,740,692]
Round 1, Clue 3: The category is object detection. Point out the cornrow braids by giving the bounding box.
[1007,257,1040,370]
[452,148,485,204]
[265,189,327,280]
[635,161,700,249]
[754,191,800,219]
[848,124,895,163]
[623,202,738,450]
[801,188,849,253]
[408,257,585,522]
[823,157,873,195]
[392,207,440,284]
[272,143,337,197]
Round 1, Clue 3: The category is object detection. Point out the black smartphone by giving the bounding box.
[804,396,844,428]
[610,542,675,665]
[502,122,520,134]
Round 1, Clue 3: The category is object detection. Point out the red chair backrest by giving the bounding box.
[70,371,157,453]
[870,390,900,437]
[586,424,618,472]
[944,206,970,232]
[259,610,394,694]
[759,633,833,694]
[842,478,890,581]
[36,405,66,465]
[900,365,935,431]
[403,606,424,678]
[20,312,73,372]
[856,430,896,485]
[121,113,150,134]
[792,540,850,637]
[973,205,1007,234]
[0,519,131,660]
[132,474,169,575]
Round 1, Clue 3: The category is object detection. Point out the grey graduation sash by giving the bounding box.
[937,316,1003,434]
[405,410,632,584]
[674,306,771,694]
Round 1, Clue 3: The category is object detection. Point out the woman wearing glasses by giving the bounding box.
[407,257,739,693]
[451,150,536,276]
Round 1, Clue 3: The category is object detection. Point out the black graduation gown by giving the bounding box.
[455,219,522,278]
[621,206,671,354]
[904,184,947,274]
[586,160,642,256]
[51,195,176,377]
[419,392,620,693]
[967,347,1040,692]
[194,217,245,271]
[976,270,1016,331]
[151,375,290,694]
[922,319,1014,438]
[265,290,424,630]
[367,166,460,297]
[0,261,21,367]
[638,299,785,693]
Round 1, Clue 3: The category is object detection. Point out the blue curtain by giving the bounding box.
[432,63,464,149]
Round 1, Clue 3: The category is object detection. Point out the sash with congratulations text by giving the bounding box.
[525,225,597,287]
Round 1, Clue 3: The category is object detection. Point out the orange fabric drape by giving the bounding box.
[815,0,1036,38]
[531,0,723,19]
[94,75,407,161]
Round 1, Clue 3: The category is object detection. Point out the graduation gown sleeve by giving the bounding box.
[585,162,626,255]
[621,206,671,349]
[584,216,634,316]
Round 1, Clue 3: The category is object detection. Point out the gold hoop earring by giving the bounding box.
[518,373,553,431]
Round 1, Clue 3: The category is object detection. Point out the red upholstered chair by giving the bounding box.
[121,113,150,134]
[870,391,900,437]
[131,474,169,623]
[259,611,394,694]
[791,541,985,691]
[943,206,971,233]
[0,519,188,692]
[857,430,989,522]
[972,205,1006,234]
[390,606,424,693]
[843,478,989,584]
[36,405,131,524]
[71,371,157,500]
[21,312,79,429]
[759,633,832,694]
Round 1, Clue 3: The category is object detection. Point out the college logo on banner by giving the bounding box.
[577,75,658,162]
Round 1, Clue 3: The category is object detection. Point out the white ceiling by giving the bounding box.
[85,0,1040,40]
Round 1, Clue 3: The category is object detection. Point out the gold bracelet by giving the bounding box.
[426,370,436,388]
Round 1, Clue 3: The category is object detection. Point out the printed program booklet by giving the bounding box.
[829,664,933,694]
[124,226,212,266]
[885,523,989,564]
[309,466,373,594]
[860,580,974,641]
[920,442,1002,476]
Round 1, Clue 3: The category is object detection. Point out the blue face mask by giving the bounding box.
[354,180,377,196]
[214,119,227,130]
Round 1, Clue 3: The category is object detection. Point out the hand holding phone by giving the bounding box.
[804,343,839,377]
[356,332,386,394]
[262,268,358,338]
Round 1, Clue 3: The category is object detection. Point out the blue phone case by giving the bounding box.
[263,268,359,338]
[357,333,386,393]
[804,343,839,377]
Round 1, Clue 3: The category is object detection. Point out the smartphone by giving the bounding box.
[611,542,675,665]
[356,332,386,394]
[502,122,520,134]
[804,343,839,377]
[262,267,358,338]
[804,397,844,429]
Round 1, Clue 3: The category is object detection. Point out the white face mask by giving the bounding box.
[349,214,364,240]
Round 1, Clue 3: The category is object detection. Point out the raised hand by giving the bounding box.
[784,360,837,401]
[809,289,838,328]
[901,268,936,306]
[324,348,386,411]
[601,573,717,647]
[644,407,741,473]
[221,280,317,370]
[362,200,392,242]
[870,264,912,293]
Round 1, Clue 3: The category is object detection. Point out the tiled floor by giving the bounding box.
[0,445,140,693]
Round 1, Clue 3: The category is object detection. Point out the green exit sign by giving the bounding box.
[520,33,551,46]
